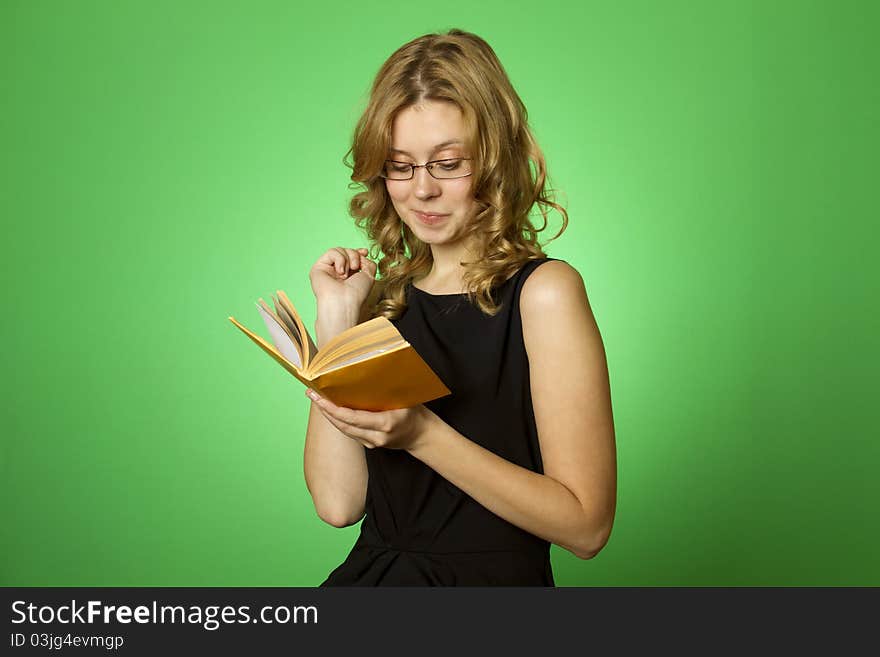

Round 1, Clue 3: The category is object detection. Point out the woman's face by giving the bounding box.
[384,100,479,251]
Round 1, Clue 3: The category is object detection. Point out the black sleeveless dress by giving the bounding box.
[320,257,559,586]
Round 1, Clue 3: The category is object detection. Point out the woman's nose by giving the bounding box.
[412,166,440,199]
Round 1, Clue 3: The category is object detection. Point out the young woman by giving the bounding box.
[303,29,617,586]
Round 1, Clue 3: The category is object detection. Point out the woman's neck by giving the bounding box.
[418,241,477,293]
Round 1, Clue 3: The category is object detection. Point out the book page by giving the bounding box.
[272,296,303,348]
[228,316,313,386]
[316,335,406,373]
[276,291,319,369]
[257,303,303,368]
[319,344,406,372]
[309,316,401,374]
[259,298,302,353]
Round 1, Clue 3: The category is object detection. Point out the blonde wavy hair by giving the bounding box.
[344,28,568,319]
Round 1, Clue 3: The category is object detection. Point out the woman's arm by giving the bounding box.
[302,251,380,528]
[303,305,368,527]
[408,261,617,558]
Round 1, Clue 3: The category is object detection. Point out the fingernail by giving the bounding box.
[306,389,320,401]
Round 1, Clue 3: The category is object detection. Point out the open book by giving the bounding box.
[228,290,450,411]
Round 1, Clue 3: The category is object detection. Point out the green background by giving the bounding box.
[2,0,876,586]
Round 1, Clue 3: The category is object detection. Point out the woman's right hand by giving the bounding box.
[309,247,378,312]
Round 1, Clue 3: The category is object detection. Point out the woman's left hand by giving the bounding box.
[306,389,434,451]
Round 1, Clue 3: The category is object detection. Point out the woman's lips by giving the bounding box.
[414,211,449,225]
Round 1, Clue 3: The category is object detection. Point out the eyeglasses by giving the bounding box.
[379,157,473,180]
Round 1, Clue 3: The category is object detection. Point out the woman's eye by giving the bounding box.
[390,163,411,172]
[438,159,461,170]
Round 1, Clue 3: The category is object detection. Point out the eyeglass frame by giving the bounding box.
[378,157,473,181]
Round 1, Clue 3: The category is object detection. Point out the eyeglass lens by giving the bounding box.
[382,158,472,180]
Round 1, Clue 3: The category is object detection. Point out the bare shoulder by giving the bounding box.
[520,259,601,351]
[520,260,590,314]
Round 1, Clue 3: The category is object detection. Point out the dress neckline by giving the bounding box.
[410,284,468,298]
[409,262,540,299]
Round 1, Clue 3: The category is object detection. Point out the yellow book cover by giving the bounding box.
[229,290,451,411]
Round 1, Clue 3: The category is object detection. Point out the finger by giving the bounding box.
[316,396,386,431]
[331,248,349,276]
[309,392,389,441]
[317,248,347,277]
[317,406,382,445]
[318,248,344,268]
[361,255,377,277]
[318,407,359,436]
[308,389,365,430]
[344,248,361,272]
